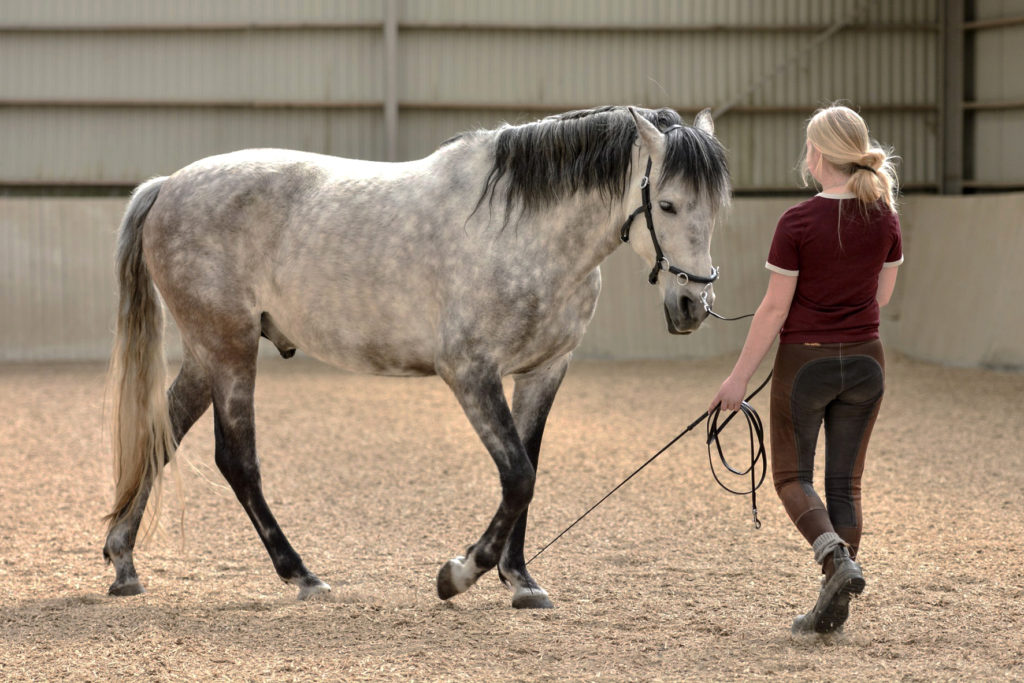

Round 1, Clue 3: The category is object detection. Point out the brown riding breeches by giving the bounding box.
[770,340,885,559]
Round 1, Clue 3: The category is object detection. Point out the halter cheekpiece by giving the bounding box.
[619,130,721,287]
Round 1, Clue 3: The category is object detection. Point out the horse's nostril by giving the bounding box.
[681,296,697,318]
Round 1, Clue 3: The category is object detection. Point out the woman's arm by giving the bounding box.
[877,266,899,307]
[708,272,797,412]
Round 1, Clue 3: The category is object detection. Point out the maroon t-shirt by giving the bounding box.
[766,192,903,343]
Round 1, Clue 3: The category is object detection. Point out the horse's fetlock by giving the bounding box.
[103,531,131,559]
[473,546,501,572]
[273,556,306,582]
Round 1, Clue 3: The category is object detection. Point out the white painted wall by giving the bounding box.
[3,194,1021,369]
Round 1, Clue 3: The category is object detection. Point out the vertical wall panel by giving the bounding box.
[970,14,1024,187]
[0,108,384,184]
[0,199,121,361]
[0,30,383,102]
[0,0,384,26]
[401,0,938,26]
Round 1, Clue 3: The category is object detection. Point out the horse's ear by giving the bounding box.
[694,108,715,136]
[629,107,664,159]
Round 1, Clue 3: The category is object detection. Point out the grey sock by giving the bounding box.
[812,532,844,565]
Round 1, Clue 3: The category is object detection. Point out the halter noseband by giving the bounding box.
[619,144,720,287]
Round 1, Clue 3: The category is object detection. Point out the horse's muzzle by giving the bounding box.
[664,294,708,335]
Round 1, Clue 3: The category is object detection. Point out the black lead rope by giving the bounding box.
[526,369,772,567]
[705,381,769,530]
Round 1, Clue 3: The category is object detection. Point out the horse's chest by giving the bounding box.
[473,269,601,371]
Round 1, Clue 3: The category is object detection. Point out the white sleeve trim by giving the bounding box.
[765,262,799,277]
[882,255,904,268]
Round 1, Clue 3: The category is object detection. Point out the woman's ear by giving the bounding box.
[806,142,822,174]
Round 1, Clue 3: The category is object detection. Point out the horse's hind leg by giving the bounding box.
[435,362,539,606]
[104,352,212,595]
[498,355,570,608]
[206,338,329,600]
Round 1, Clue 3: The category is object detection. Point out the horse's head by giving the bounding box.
[624,107,730,335]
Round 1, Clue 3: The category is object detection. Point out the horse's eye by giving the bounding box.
[659,201,677,214]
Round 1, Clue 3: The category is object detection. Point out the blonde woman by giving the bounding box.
[709,105,903,634]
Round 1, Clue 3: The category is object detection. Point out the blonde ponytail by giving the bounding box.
[803,105,900,212]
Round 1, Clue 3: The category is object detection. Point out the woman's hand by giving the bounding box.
[706,272,795,416]
[708,375,749,414]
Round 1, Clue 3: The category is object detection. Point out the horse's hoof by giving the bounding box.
[293,575,331,600]
[108,581,145,597]
[511,587,553,609]
[437,556,474,601]
[436,559,460,600]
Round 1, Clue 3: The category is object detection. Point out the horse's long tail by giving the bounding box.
[105,177,176,533]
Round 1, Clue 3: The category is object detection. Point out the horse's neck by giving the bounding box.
[535,146,646,279]
[446,136,640,283]
[509,196,626,286]
[565,151,646,277]
[570,204,628,276]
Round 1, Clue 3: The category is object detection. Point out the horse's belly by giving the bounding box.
[284,325,436,376]
[263,296,440,377]
[262,262,600,379]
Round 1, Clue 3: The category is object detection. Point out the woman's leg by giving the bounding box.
[771,343,870,633]
[823,340,886,560]
[771,344,841,546]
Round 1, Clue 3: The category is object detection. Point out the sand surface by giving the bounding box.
[1,354,1022,680]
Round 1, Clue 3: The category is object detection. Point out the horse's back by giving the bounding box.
[154,149,385,226]
[139,147,481,375]
[149,147,469,244]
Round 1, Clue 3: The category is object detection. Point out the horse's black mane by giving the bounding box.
[473,105,730,222]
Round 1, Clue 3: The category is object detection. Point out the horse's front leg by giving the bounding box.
[497,354,570,608]
[436,363,537,606]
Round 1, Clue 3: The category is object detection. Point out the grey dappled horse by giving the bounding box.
[104,105,730,608]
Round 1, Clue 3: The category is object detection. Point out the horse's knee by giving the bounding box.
[502,470,536,511]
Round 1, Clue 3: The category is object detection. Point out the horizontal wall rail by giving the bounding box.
[0,22,942,34]
[0,99,940,114]
[963,100,1024,111]
[963,15,1024,31]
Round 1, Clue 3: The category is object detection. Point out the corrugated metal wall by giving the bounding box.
[0,198,120,360]
[969,0,1024,189]
[0,0,943,190]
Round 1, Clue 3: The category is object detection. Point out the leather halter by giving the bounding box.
[619,153,720,287]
